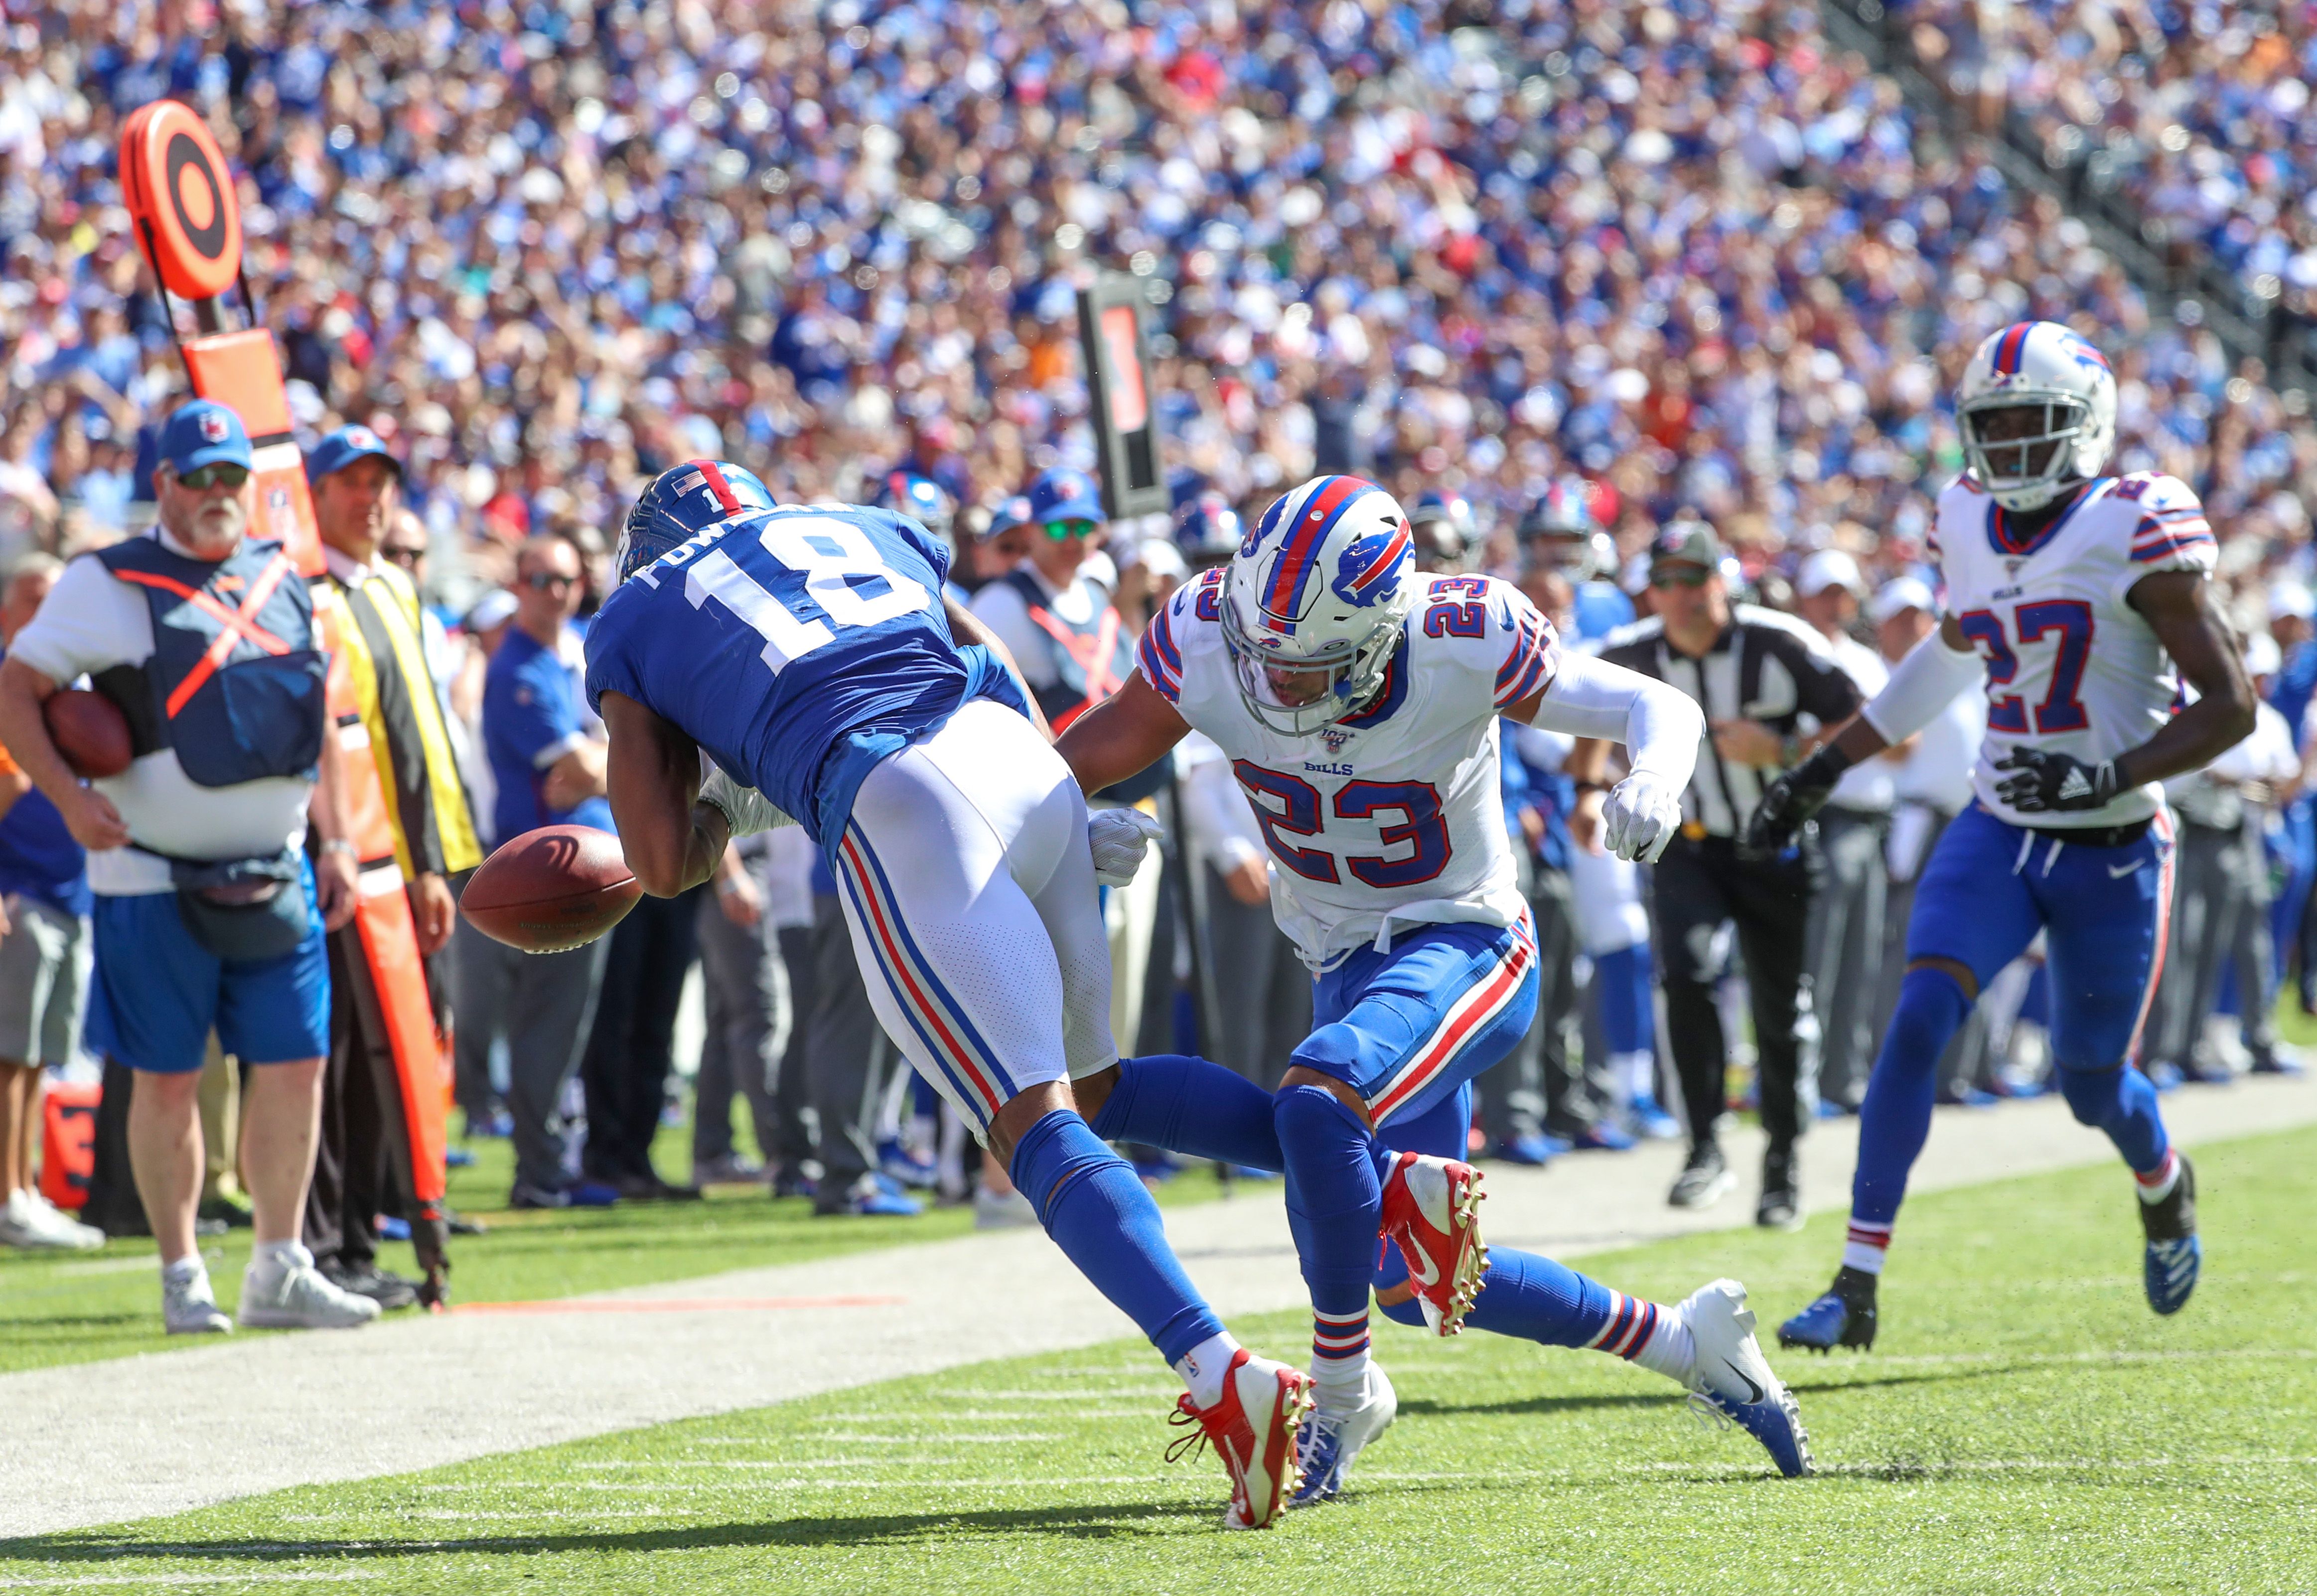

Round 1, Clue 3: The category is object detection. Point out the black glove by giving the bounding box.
[1992,747,2118,813]
[1743,743,1854,854]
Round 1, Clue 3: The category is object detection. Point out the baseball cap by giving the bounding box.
[2245,630,2284,678]
[306,424,401,485]
[157,400,252,476]
[1647,518,1724,576]
[2267,580,2316,622]
[464,589,518,633]
[1869,576,1936,625]
[1797,549,1867,599]
[983,495,1034,541]
[1026,467,1105,526]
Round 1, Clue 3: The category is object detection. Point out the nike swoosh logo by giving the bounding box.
[2109,860,2144,878]
[1406,1247,1442,1289]
[1720,1358,1765,1406]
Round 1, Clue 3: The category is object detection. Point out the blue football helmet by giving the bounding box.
[1520,478,1614,582]
[1175,489,1244,565]
[615,459,776,583]
[868,468,956,545]
[1406,489,1475,572]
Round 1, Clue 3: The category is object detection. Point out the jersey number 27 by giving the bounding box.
[683,517,930,671]
[1959,600,2094,735]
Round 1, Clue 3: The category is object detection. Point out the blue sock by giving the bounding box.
[1087,1055,1283,1171]
[1009,1109,1223,1364]
[1596,944,1654,1057]
[1852,966,1974,1227]
[2057,1063,2170,1173]
[1275,1084,1391,1326]
[1373,1242,1621,1346]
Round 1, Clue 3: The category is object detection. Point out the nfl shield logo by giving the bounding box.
[199,410,230,442]
[1321,726,1353,754]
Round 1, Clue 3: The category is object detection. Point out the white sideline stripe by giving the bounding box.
[1,1072,2310,1537]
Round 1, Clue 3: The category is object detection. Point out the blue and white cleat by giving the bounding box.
[1679,1279,1814,1477]
[2139,1153,2200,1316]
[1290,1362,1397,1507]
[1777,1266,1879,1354]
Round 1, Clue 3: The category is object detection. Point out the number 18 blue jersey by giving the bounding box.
[584,504,1027,847]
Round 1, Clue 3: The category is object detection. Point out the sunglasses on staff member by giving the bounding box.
[382,544,426,570]
[1043,518,1098,541]
[523,570,577,592]
[1649,563,1713,589]
[175,463,250,491]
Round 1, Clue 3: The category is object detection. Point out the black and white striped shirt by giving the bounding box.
[1597,605,1863,839]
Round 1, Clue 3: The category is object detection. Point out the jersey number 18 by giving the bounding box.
[682,517,931,672]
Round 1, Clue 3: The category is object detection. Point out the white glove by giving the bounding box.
[699,765,796,839]
[1087,807,1164,887]
[1602,770,1683,864]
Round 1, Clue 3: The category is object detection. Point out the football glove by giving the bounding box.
[1088,806,1164,887]
[698,765,795,838]
[1743,743,1855,853]
[1602,769,1684,863]
[1992,747,2118,814]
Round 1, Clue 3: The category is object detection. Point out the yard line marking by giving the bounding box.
[451,1295,905,1315]
[0,1576,382,1590]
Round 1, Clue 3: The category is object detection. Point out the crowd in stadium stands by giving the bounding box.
[1889,0,2317,301]
[0,3,2310,1318]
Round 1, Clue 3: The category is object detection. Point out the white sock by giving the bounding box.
[247,1240,311,1288]
[2135,1148,2182,1204]
[1173,1330,1242,1411]
[1629,1312,1696,1384]
[1843,1217,1893,1274]
[160,1254,206,1288]
[1586,1289,1695,1383]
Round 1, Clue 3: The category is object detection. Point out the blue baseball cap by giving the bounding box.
[1026,467,1105,526]
[306,424,401,485]
[157,400,252,476]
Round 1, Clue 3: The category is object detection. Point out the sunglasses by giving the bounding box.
[1649,565,1713,589]
[177,463,250,491]
[1044,518,1098,541]
[382,546,426,569]
[524,571,577,592]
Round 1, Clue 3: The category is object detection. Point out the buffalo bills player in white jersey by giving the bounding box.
[586,461,1311,1529]
[1750,322,2256,1352]
[1060,475,1815,1497]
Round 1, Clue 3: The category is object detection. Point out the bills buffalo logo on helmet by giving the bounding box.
[199,410,230,442]
[1328,518,1412,609]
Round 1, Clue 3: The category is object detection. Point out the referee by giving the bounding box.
[1575,520,1862,1228]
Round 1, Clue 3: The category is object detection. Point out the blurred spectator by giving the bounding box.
[758,822,822,1197]
[306,425,480,1308]
[0,552,100,1251]
[689,835,793,1186]
[468,533,611,1208]
[803,849,919,1218]
[1794,550,1900,1113]
[577,877,705,1201]
[0,401,374,1331]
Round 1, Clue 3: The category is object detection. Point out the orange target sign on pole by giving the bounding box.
[117,100,242,303]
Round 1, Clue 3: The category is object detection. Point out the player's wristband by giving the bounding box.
[320,838,358,858]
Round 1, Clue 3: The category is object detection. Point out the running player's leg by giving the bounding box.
[859,704,1307,1524]
[1781,804,2040,1352]
[2031,811,2198,1314]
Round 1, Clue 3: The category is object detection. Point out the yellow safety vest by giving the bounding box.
[326,557,482,879]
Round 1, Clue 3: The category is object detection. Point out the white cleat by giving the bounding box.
[1677,1278,1813,1477]
[162,1270,233,1336]
[236,1250,382,1330]
[1291,1361,1398,1506]
[1378,1151,1488,1336]
[972,1184,1040,1230]
[1168,1348,1315,1530]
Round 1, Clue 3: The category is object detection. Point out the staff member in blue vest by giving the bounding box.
[969,467,1169,1054]
[0,400,380,1335]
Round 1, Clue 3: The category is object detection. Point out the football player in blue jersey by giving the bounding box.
[585,460,1315,1529]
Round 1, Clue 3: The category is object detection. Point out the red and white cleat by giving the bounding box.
[1378,1151,1488,1336]
[1167,1348,1316,1530]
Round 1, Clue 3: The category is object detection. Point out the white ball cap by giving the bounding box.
[1869,575,1937,625]
[2266,580,2316,622]
[1797,548,1867,599]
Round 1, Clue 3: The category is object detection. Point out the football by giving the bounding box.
[44,689,133,779]
[459,825,642,953]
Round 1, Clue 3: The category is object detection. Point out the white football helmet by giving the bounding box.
[1220,475,1417,736]
[1956,320,2118,512]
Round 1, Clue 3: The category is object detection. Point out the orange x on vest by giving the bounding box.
[1025,603,1124,729]
[112,552,297,719]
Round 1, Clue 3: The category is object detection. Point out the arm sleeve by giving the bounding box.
[1527,651,1704,785]
[1861,629,1984,744]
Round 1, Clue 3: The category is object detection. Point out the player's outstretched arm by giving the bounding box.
[1054,670,1193,797]
[1748,614,1980,850]
[1996,570,2257,814]
[600,689,730,898]
[1513,655,1701,863]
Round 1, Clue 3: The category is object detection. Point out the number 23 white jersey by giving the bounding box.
[1934,471,2217,830]
[1140,569,1556,968]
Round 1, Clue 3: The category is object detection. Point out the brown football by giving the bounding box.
[44,689,134,779]
[460,825,642,953]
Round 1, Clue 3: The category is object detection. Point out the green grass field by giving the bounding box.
[7,1126,2311,1594]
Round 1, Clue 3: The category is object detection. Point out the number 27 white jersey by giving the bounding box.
[1934,471,2216,830]
[1140,569,1555,968]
